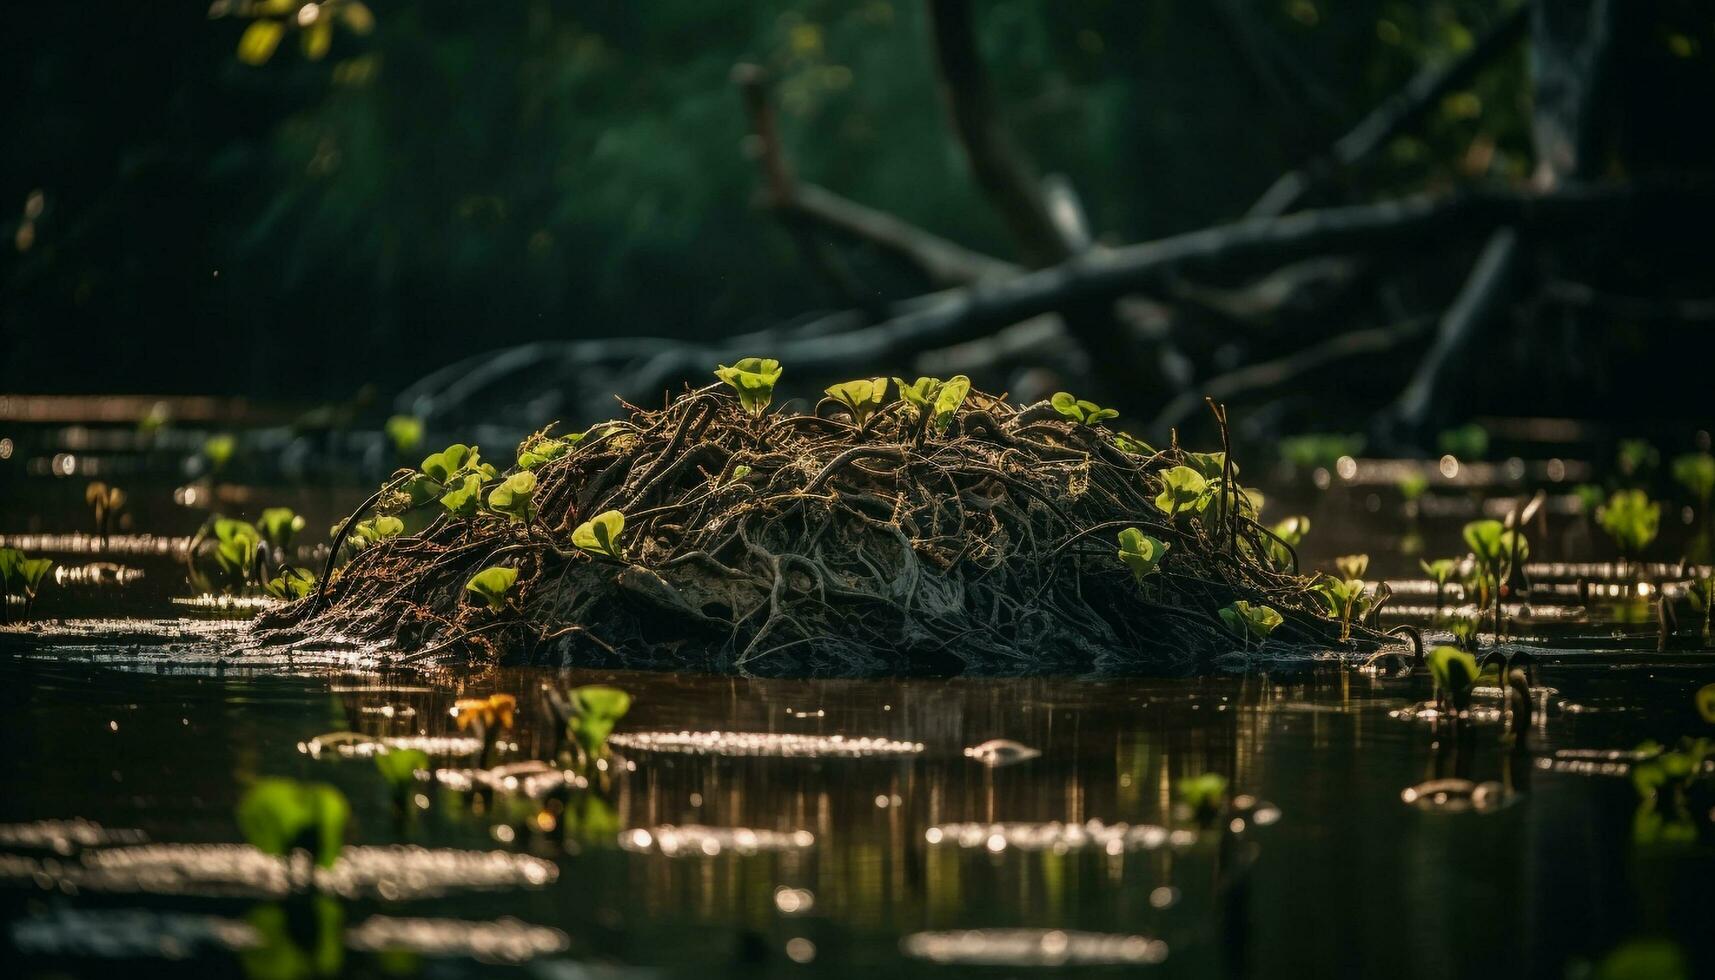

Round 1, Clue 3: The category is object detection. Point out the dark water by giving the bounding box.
[2,645,1712,979]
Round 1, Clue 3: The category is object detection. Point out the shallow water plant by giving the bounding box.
[1420,558,1460,609]
[1177,773,1229,825]
[1443,609,1481,651]
[265,567,316,601]
[213,518,261,588]
[1597,489,1660,559]
[1155,465,1208,518]
[258,507,306,552]
[1313,576,1372,642]
[1219,600,1282,647]
[202,433,237,472]
[1050,392,1118,426]
[1426,645,1480,714]
[824,378,888,426]
[465,566,518,612]
[236,778,350,869]
[0,549,54,618]
[572,510,626,560]
[487,471,537,523]
[373,748,429,803]
[715,357,783,417]
[1116,528,1168,584]
[564,685,633,763]
[84,482,125,546]
[1462,519,1528,614]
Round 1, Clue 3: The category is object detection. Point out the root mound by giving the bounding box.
[256,383,1364,675]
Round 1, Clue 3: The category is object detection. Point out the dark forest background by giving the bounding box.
[3,1,1712,440]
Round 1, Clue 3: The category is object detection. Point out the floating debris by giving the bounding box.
[609,730,925,758]
[618,825,816,857]
[432,761,587,798]
[900,929,1168,967]
[345,915,569,964]
[924,820,1182,854]
[0,843,556,899]
[963,738,1041,767]
[0,819,147,853]
[1400,778,1516,813]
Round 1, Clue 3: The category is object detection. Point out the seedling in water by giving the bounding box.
[350,516,404,548]
[203,434,237,472]
[213,519,261,588]
[572,510,626,560]
[1442,609,1481,651]
[1462,519,1528,608]
[1219,600,1282,647]
[236,778,350,869]
[1177,773,1228,826]
[1616,438,1658,479]
[0,548,54,619]
[1426,645,1479,715]
[385,415,424,455]
[714,357,783,417]
[85,482,126,546]
[1116,528,1168,583]
[1596,489,1660,559]
[1334,554,1369,581]
[265,567,317,601]
[373,748,429,804]
[1155,465,1208,518]
[1420,558,1460,609]
[421,443,496,485]
[465,566,518,612]
[564,685,633,763]
[1263,515,1310,569]
[824,378,889,426]
[487,471,537,523]
[258,507,306,552]
[1313,576,1372,642]
[1050,392,1118,426]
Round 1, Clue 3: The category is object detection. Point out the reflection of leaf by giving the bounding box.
[237,20,286,66]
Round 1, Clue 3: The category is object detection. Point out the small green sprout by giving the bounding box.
[213,519,261,585]
[0,549,54,617]
[1672,452,1715,503]
[85,482,126,545]
[1437,423,1489,460]
[1313,576,1372,642]
[1112,432,1154,456]
[464,566,518,612]
[421,443,493,485]
[714,357,783,417]
[203,433,237,472]
[1426,645,1480,714]
[439,473,485,518]
[891,375,971,435]
[727,464,753,485]
[1617,438,1659,478]
[1334,554,1369,580]
[1219,600,1282,644]
[236,778,350,869]
[487,471,537,523]
[1050,392,1119,426]
[1462,519,1528,608]
[517,432,582,470]
[893,376,941,415]
[572,510,627,560]
[823,378,889,425]
[1596,489,1660,557]
[1154,465,1208,518]
[350,516,404,548]
[1272,516,1310,545]
[1442,609,1481,651]
[1420,558,1460,608]
[264,567,317,601]
[373,748,430,800]
[1177,773,1229,824]
[1184,451,1232,481]
[258,507,306,551]
[1116,528,1168,583]
[565,685,633,762]
[384,415,424,455]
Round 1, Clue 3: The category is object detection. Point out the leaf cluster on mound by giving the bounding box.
[255,369,1377,675]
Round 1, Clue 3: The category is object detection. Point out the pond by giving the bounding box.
[1,643,1711,977]
[2,413,1713,977]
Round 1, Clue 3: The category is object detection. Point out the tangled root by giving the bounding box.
[254,384,1373,676]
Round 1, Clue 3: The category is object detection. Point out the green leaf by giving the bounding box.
[439,473,484,518]
[420,444,473,484]
[369,516,404,540]
[1334,554,1369,580]
[258,507,305,549]
[727,463,753,485]
[571,510,626,560]
[464,566,518,612]
[1672,452,1715,501]
[930,374,970,435]
[1219,600,1282,641]
[1112,432,1154,456]
[1154,465,1207,517]
[1419,558,1459,584]
[236,19,286,66]
[824,378,889,425]
[1271,516,1310,546]
[236,778,349,868]
[1051,392,1118,426]
[893,376,940,412]
[1177,773,1228,814]
[202,434,237,471]
[713,357,782,417]
[1184,451,1232,481]
[373,748,429,792]
[1596,489,1661,554]
[487,471,537,522]
[566,685,632,759]
[17,558,53,597]
[517,434,573,470]
[0,548,23,593]
[402,473,443,508]
[1427,645,1479,706]
[1116,528,1168,582]
[384,415,424,455]
[264,567,316,600]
